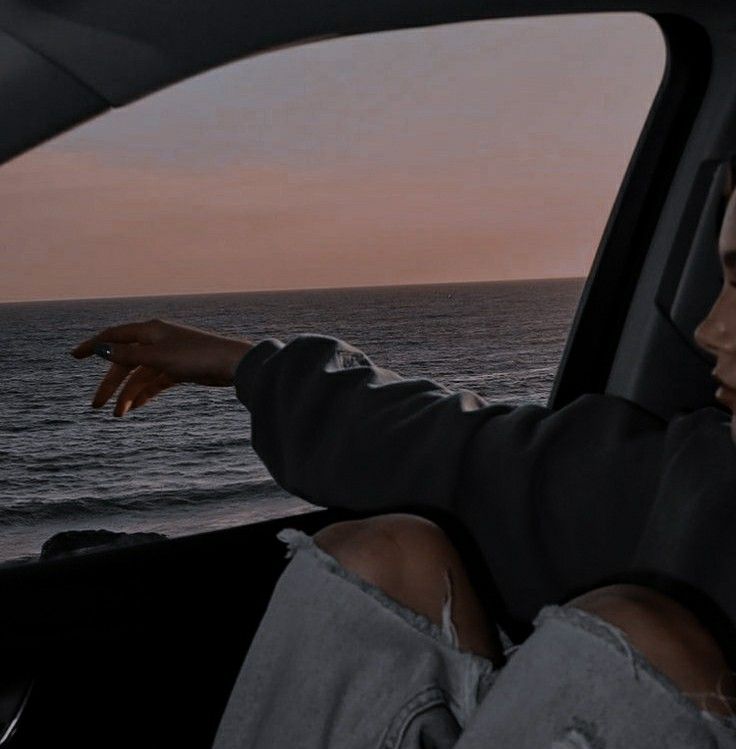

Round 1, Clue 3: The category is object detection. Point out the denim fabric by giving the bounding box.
[454,605,736,749]
[212,528,736,749]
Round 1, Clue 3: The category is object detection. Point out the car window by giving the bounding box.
[0,13,666,563]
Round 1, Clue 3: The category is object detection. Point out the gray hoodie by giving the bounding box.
[234,334,736,649]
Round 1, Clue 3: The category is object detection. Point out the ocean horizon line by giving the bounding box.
[0,275,586,306]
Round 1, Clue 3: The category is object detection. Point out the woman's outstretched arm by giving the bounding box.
[75,320,715,628]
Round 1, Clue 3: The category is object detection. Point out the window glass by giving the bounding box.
[0,13,666,563]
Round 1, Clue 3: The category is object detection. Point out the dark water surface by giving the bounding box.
[0,278,585,563]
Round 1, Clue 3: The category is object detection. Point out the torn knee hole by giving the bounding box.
[440,568,460,649]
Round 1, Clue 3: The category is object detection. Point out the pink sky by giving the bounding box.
[0,13,665,302]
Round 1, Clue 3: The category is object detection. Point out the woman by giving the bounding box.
[70,184,736,747]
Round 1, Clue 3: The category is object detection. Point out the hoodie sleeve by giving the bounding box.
[234,334,670,625]
[235,334,518,513]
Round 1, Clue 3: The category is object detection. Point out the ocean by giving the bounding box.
[0,277,585,564]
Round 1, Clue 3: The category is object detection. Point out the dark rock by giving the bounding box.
[40,529,167,560]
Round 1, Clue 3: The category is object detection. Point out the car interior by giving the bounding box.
[1,0,734,746]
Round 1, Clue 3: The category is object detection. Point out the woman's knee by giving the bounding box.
[313,513,504,663]
[313,513,458,602]
[567,584,736,716]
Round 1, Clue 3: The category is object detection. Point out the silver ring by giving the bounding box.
[93,342,113,360]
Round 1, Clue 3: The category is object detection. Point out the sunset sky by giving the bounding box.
[0,12,665,303]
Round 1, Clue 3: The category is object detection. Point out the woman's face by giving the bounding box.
[694,184,736,443]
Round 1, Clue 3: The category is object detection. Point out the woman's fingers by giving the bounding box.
[89,362,175,417]
[114,365,163,417]
[89,346,163,409]
[71,320,163,359]
[92,362,134,409]
[128,373,176,414]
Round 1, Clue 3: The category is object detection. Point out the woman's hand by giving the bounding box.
[70,319,254,416]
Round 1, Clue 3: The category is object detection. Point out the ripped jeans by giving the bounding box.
[213,528,736,748]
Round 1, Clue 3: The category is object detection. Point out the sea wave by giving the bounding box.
[0,479,287,525]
